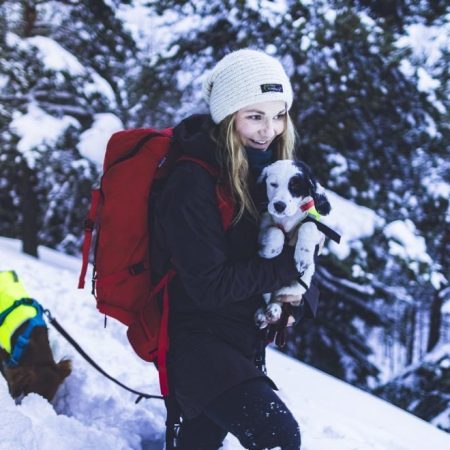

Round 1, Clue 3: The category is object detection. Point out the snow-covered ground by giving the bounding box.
[0,236,449,450]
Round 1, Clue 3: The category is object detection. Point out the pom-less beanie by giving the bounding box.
[202,49,293,124]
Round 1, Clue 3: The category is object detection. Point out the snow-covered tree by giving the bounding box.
[374,344,450,432]
[0,0,127,255]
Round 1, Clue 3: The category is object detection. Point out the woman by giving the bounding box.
[152,49,318,450]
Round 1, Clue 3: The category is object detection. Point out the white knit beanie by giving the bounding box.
[202,49,293,124]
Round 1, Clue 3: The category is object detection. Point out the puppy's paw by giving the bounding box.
[255,307,269,329]
[294,240,315,273]
[296,255,313,274]
[266,302,282,323]
[275,281,307,298]
[259,227,285,259]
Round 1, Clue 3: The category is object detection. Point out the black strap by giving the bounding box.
[297,276,309,290]
[303,215,341,243]
[165,394,182,449]
[255,331,267,374]
[43,310,163,403]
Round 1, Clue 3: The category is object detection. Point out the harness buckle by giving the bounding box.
[84,219,95,231]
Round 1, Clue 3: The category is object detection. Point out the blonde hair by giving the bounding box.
[212,113,296,223]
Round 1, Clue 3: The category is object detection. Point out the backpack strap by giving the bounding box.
[148,268,177,397]
[78,189,101,289]
[303,214,341,244]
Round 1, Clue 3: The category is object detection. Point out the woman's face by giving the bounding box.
[235,100,287,151]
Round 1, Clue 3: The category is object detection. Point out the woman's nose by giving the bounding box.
[261,119,275,136]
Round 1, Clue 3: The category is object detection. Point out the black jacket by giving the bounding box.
[151,114,317,418]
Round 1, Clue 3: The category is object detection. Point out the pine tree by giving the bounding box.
[0,0,113,254]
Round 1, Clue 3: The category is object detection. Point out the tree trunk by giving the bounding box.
[22,0,37,37]
[427,229,449,352]
[20,161,39,258]
[427,289,443,352]
[406,304,416,365]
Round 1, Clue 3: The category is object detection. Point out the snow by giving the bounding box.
[397,22,450,67]
[26,36,85,76]
[77,113,124,167]
[396,20,450,114]
[7,32,116,106]
[1,236,449,450]
[10,104,79,168]
[383,219,432,265]
[322,190,384,260]
[116,1,208,55]
[423,175,450,200]
[442,300,450,316]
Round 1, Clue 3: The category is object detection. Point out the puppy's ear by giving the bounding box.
[57,359,72,381]
[8,366,37,397]
[257,166,268,184]
[313,186,331,215]
[298,161,331,216]
[0,347,9,362]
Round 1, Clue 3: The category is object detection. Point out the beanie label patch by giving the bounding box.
[260,83,283,93]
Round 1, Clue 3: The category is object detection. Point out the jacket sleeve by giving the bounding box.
[158,162,299,311]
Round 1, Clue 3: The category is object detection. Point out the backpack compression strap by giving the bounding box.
[149,268,177,397]
[78,189,101,290]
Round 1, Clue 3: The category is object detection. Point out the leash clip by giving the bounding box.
[43,309,54,322]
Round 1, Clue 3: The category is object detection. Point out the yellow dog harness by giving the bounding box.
[0,271,45,365]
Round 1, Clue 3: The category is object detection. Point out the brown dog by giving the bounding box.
[0,322,72,401]
[0,270,71,401]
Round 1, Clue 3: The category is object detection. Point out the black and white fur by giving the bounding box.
[255,160,331,329]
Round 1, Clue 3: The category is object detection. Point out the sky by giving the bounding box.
[1,236,449,450]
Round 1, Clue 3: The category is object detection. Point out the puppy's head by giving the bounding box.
[2,326,72,402]
[258,160,331,218]
[5,358,72,401]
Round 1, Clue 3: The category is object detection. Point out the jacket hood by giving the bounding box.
[172,114,218,166]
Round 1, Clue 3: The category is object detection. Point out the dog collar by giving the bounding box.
[300,199,315,212]
[300,200,322,221]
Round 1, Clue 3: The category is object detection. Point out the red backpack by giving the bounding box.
[78,128,234,395]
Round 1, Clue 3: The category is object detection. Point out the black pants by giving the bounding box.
[175,377,301,450]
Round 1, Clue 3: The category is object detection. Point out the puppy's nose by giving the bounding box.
[274,201,286,213]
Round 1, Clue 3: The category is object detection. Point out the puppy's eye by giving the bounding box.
[288,175,309,197]
[270,182,278,188]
